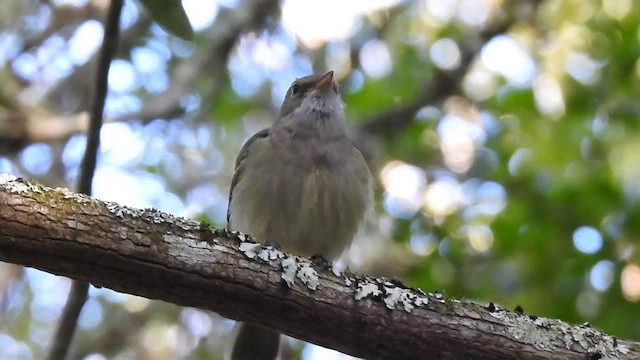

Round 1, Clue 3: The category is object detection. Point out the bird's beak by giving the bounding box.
[315,70,334,91]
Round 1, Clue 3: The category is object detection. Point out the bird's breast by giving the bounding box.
[240,141,368,258]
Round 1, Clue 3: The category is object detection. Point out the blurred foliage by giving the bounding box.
[1,0,640,359]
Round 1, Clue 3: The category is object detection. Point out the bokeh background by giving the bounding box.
[1,0,640,359]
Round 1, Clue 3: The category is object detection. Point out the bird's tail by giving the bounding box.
[227,322,281,360]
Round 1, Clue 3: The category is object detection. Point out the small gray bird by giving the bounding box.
[226,71,373,360]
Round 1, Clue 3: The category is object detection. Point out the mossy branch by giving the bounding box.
[0,174,637,360]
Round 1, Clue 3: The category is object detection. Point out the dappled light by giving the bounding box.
[533,73,565,117]
[610,142,640,200]
[590,260,615,292]
[572,226,603,255]
[429,38,460,70]
[602,0,632,20]
[621,264,640,302]
[282,0,401,48]
[19,143,52,175]
[380,160,426,219]
[466,224,494,253]
[480,35,536,88]
[422,177,462,219]
[359,39,393,79]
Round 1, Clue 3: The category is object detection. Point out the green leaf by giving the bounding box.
[137,0,194,41]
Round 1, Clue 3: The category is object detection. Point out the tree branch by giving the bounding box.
[46,1,124,359]
[357,4,528,136]
[0,174,637,360]
[78,0,123,195]
[111,0,281,124]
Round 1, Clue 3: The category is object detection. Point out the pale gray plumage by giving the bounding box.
[226,71,372,360]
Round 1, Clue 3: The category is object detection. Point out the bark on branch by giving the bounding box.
[0,174,637,360]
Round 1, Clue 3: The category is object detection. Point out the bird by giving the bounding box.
[226,70,373,360]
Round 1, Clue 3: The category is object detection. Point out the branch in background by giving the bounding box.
[0,175,637,360]
[0,96,90,155]
[18,2,108,55]
[0,0,281,154]
[0,14,152,156]
[42,13,153,113]
[111,0,281,124]
[46,1,124,359]
[76,0,122,195]
[1,0,517,153]
[357,5,525,136]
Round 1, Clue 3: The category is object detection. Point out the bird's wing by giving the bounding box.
[227,128,270,225]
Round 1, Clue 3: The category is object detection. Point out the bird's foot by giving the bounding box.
[310,254,333,270]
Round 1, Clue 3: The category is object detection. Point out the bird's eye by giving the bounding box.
[290,84,300,96]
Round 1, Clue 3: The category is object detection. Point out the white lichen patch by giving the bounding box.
[278,256,319,291]
[147,209,200,231]
[617,344,630,355]
[382,286,402,309]
[382,284,429,312]
[331,266,342,277]
[281,256,297,288]
[355,282,382,300]
[237,241,319,291]
[222,230,260,244]
[239,242,262,259]
[259,245,284,262]
[106,202,133,218]
[489,310,623,358]
[0,173,17,183]
[354,279,429,313]
[59,187,91,203]
[103,201,200,231]
[296,262,319,290]
[235,232,250,242]
[1,174,96,204]
[415,296,429,306]
[239,242,285,262]
[0,174,93,206]
[0,174,41,194]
